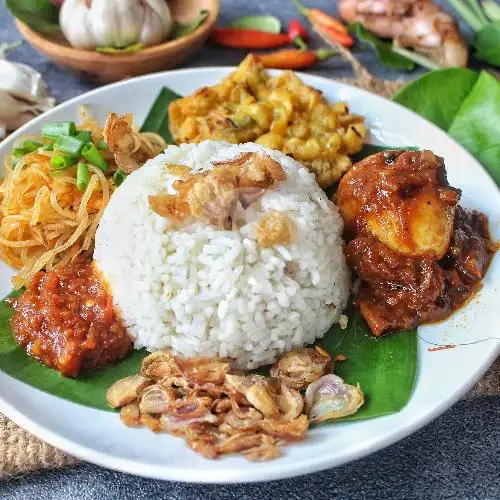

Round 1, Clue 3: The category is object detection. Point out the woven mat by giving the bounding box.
[0,73,498,479]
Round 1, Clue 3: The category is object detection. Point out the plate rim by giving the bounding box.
[0,66,498,483]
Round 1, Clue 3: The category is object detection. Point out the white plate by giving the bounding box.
[0,68,498,483]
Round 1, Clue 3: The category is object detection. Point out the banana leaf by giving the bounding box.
[0,293,417,417]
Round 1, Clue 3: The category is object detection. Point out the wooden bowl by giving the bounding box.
[15,0,219,83]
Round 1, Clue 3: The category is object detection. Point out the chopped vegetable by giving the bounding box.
[140,86,182,144]
[42,121,76,139]
[350,23,415,71]
[16,141,43,155]
[97,139,109,150]
[209,28,290,49]
[42,144,54,151]
[171,9,209,38]
[113,168,128,186]
[54,134,86,157]
[82,142,109,172]
[50,155,77,171]
[230,15,281,34]
[287,19,309,49]
[75,130,93,143]
[254,48,337,69]
[76,163,90,192]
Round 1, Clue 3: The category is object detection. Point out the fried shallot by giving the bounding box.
[149,153,288,233]
[108,348,364,461]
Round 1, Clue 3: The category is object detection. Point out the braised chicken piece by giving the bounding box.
[338,0,468,68]
[337,150,494,336]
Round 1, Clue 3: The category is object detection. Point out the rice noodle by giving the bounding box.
[0,109,167,288]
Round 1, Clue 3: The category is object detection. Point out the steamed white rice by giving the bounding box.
[94,141,350,369]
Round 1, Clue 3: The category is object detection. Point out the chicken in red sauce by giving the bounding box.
[10,259,132,377]
[337,150,494,336]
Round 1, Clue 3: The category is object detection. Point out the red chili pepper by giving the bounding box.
[254,48,337,69]
[315,23,354,47]
[210,27,289,49]
[287,19,309,50]
[292,0,349,34]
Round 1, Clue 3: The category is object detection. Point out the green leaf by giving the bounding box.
[6,0,60,34]
[350,22,415,71]
[317,307,417,421]
[171,9,209,39]
[393,68,479,130]
[474,21,500,66]
[95,43,145,55]
[230,15,282,34]
[448,71,500,185]
[0,293,144,411]
[140,86,182,144]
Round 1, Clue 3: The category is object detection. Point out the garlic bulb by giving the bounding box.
[60,0,173,50]
[0,43,55,139]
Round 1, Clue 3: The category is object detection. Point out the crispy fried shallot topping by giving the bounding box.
[270,346,332,391]
[108,348,363,461]
[103,113,152,173]
[255,210,295,248]
[149,153,287,231]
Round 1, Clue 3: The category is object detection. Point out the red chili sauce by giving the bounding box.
[10,259,132,377]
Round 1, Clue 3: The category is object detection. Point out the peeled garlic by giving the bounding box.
[60,0,173,50]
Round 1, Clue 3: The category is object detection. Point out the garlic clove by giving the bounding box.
[140,0,172,46]
[60,0,98,50]
[0,61,50,104]
[90,0,144,48]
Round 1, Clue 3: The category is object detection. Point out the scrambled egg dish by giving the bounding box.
[168,55,366,188]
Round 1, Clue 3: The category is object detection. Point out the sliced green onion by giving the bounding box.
[97,139,109,150]
[76,163,90,192]
[42,121,77,139]
[113,168,128,186]
[21,141,43,153]
[11,148,25,166]
[75,130,93,143]
[12,148,27,158]
[50,155,77,171]
[42,145,54,151]
[54,134,86,157]
[82,142,109,172]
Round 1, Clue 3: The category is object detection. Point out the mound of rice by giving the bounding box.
[94,141,350,369]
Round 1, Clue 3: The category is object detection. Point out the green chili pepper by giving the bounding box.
[75,130,93,144]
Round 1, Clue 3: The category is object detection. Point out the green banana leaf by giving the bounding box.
[0,295,417,417]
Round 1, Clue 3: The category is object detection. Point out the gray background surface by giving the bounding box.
[0,0,498,498]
